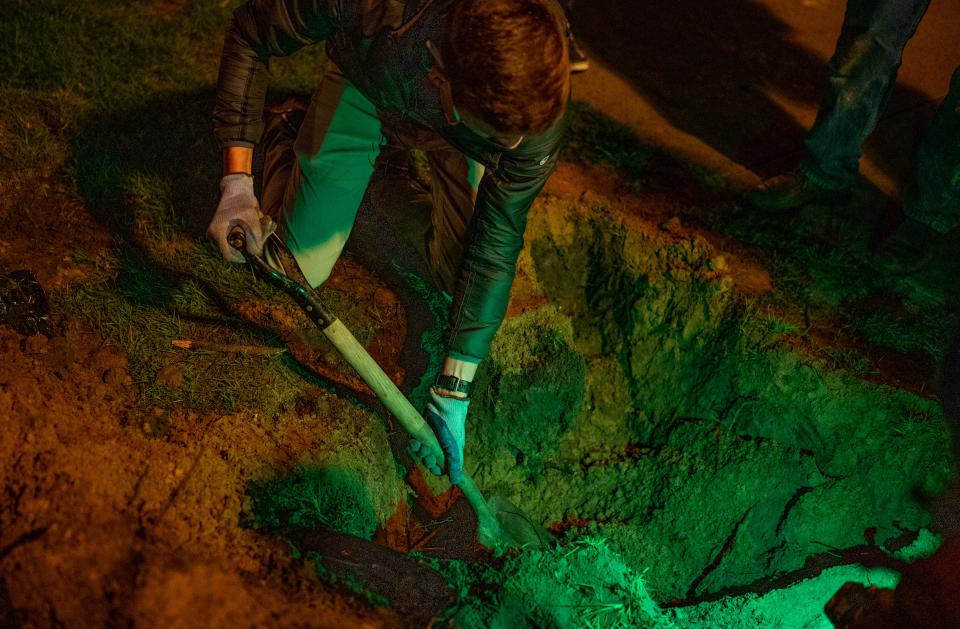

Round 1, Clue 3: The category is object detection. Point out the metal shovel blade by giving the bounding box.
[487,495,552,549]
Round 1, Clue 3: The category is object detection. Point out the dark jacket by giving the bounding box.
[213,0,565,364]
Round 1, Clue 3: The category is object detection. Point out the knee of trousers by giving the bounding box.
[281,227,349,288]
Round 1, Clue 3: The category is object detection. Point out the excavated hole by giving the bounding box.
[461,198,952,603]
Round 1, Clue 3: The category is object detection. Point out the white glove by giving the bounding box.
[206,173,275,263]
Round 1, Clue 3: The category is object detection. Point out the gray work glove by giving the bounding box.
[207,173,275,263]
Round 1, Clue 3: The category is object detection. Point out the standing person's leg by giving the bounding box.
[904,65,960,234]
[266,68,383,288]
[802,0,931,189]
[876,64,960,272]
[746,0,930,210]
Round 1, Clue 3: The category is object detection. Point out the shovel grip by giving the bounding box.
[224,226,504,546]
[323,320,442,455]
[322,320,502,545]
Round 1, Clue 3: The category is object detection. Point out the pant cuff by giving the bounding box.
[799,159,855,191]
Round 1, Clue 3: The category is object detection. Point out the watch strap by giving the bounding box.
[433,373,472,397]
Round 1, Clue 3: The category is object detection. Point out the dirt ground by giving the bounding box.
[2,1,960,627]
[1,158,954,627]
[0,171,417,625]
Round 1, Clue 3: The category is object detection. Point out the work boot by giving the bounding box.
[873,218,941,274]
[744,169,850,211]
[567,28,589,73]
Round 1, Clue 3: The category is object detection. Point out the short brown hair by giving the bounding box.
[447,0,570,136]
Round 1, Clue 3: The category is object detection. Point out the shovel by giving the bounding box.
[227,227,546,549]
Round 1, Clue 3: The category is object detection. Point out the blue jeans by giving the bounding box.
[802,0,960,232]
[801,0,930,190]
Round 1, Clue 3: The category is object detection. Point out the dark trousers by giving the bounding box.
[260,68,483,292]
[802,0,960,232]
[802,0,930,189]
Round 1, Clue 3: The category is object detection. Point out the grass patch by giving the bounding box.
[852,310,947,358]
[246,464,379,540]
[734,301,803,358]
[0,0,337,417]
[714,206,958,363]
[2,0,170,107]
[819,345,875,376]
[55,244,306,417]
[0,87,90,196]
[53,137,312,418]
[561,102,655,189]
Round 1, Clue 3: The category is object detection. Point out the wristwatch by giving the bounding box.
[433,373,472,398]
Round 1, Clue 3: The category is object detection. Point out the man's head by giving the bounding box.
[446,0,570,142]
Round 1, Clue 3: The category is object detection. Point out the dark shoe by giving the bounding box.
[873,218,940,274]
[568,30,589,73]
[744,169,850,211]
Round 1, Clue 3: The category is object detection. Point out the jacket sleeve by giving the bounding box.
[445,124,564,364]
[213,0,342,149]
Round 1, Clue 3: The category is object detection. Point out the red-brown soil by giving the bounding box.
[1,155,944,626]
[0,318,401,627]
[0,184,404,626]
